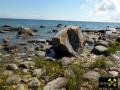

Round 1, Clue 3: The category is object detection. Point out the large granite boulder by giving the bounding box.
[50,26,84,58]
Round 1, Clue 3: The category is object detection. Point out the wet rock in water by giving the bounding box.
[60,57,74,66]
[40,25,45,28]
[50,26,84,58]
[108,70,119,77]
[18,27,35,37]
[52,29,58,33]
[27,38,46,43]
[4,45,20,53]
[92,45,108,55]
[83,71,100,80]
[33,29,38,32]
[57,24,64,28]
[6,63,18,71]
[6,75,21,84]
[19,42,28,46]
[28,78,41,87]
[19,61,35,69]
[44,77,67,90]
[32,68,45,77]
[1,25,21,32]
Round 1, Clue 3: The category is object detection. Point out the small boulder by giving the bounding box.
[32,69,45,77]
[83,71,100,80]
[16,84,25,90]
[6,63,18,71]
[44,77,67,90]
[6,75,21,84]
[19,61,35,69]
[92,45,108,55]
[108,71,119,77]
[28,78,41,87]
[36,51,46,57]
[60,57,74,66]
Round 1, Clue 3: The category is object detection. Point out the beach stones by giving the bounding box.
[92,45,108,55]
[60,57,74,66]
[19,61,35,69]
[6,75,21,84]
[51,26,84,58]
[4,45,20,53]
[28,78,41,87]
[83,71,100,80]
[44,77,67,90]
[6,63,18,71]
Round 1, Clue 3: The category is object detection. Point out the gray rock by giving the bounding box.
[28,78,41,87]
[45,57,56,61]
[32,69,45,77]
[108,71,119,77]
[94,45,108,52]
[6,63,18,71]
[19,61,35,69]
[6,75,21,84]
[36,51,46,57]
[44,77,67,90]
[16,84,25,90]
[61,57,74,66]
[96,41,109,47]
[83,71,100,80]
[112,51,120,64]
[21,75,32,83]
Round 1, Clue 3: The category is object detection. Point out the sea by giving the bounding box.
[0,18,120,42]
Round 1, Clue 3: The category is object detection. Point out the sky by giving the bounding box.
[0,0,120,22]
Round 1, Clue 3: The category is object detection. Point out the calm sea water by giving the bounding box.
[0,18,120,42]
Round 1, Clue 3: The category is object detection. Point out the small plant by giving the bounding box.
[66,64,86,90]
[105,42,120,56]
[34,57,64,78]
[90,57,108,69]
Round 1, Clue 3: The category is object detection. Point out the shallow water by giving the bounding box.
[0,18,120,41]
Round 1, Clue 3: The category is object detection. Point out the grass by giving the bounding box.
[34,57,65,79]
[90,57,111,69]
[105,42,120,56]
[66,64,86,90]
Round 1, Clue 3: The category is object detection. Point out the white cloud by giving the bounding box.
[81,0,120,22]
[93,0,120,22]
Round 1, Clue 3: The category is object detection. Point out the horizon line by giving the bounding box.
[0,17,120,23]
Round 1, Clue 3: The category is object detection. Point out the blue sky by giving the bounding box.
[0,0,120,22]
